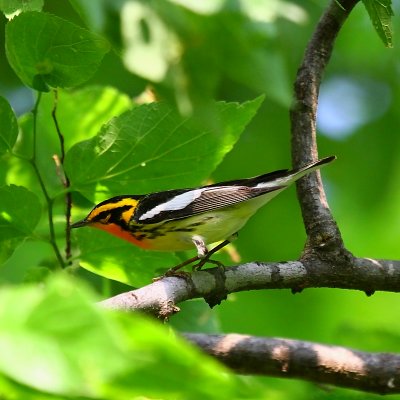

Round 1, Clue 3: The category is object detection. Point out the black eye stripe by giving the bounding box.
[93,205,132,223]
[93,210,111,222]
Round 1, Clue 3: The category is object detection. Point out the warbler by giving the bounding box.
[71,156,335,271]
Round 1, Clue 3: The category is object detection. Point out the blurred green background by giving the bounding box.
[1,0,400,398]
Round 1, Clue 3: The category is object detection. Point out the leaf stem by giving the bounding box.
[30,92,65,269]
[51,89,72,262]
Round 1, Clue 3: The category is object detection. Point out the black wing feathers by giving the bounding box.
[207,169,289,188]
[134,184,283,224]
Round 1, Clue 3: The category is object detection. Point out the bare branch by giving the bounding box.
[290,0,359,253]
[99,257,400,317]
[183,333,400,395]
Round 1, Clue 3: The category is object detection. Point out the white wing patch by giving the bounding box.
[139,188,205,221]
[255,160,326,189]
[255,176,290,189]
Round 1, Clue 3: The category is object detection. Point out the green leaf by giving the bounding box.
[67,97,262,285]
[5,11,110,91]
[7,87,131,198]
[75,228,181,286]
[362,0,394,48]
[0,0,43,19]
[0,276,125,397]
[23,86,132,151]
[0,96,18,155]
[0,275,257,399]
[65,96,264,201]
[0,185,41,263]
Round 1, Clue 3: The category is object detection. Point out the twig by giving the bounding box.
[51,89,72,262]
[30,92,65,269]
[290,0,359,254]
[99,257,400,317]
[183,333,400,395]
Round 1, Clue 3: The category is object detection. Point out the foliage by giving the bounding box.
[0,0,399,399]
[0,275,253,400]
[362,0,394,47]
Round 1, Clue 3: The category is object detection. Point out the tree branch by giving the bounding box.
[290,0,359,254]
[183,333,400,395]
[100,257,400,317]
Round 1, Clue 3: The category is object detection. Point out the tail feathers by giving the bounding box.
[255,156,336,189]
[290,155,336,180]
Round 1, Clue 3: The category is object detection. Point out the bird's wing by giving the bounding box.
[133,156,336,225]
[134,184,283,224]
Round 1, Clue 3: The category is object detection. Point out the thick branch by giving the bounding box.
[290,0,359,252]
[100,257,400,317]
[183,333,400,395]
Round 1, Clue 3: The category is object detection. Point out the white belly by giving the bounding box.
[137,193,278,252]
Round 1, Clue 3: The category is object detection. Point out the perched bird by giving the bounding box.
[71,156,335,272]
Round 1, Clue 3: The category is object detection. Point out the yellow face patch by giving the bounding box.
[121,206,136,224]
[88,197,139,222]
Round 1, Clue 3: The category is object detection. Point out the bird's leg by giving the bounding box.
[163,255,199,275]
[162,235,208,274]
[156,233,238,280]
[191,235,208,257]
[193,232,238,271]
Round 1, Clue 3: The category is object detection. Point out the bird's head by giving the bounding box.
[71,195,142,230]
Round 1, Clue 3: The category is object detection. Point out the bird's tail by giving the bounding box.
[289,155,336,181]
[254,156,336,189]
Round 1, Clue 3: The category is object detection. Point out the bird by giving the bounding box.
[71,156,335,273]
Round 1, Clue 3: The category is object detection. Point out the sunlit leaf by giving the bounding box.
[0,0,43,19]
[0,275,257,399]
[65,96,264,201]
[5,12,110,91]
[7,87,131,197]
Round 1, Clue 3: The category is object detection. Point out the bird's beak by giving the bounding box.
[70,219,88,228]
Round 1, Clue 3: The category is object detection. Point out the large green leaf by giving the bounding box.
[362,0,393,48]
[74,228,181,286]
[0,96,18,155]
[0,185,41,264]
[0,275,257,399]
[65,96,264,201]
[5,12,110,91]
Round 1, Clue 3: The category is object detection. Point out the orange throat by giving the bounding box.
[92,222,151,249]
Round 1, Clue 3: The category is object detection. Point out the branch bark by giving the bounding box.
[100,257,400,317]
[183,333,400,395]
[290,0,359,256]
